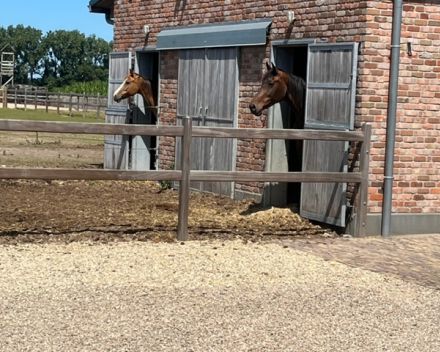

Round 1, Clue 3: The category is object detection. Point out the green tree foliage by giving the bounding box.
[0,25,112,94]
[0,25,45,84]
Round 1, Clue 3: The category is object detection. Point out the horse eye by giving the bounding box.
[268,81,275,86]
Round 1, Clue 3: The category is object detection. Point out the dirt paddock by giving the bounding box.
[0,178,329,244]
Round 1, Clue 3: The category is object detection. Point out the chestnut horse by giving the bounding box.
[249,62,306,130]
[250,62,306,202]
[113,69,157,118]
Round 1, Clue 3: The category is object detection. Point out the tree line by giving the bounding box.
[0,25,112,92]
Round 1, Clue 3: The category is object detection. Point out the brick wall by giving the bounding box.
[157,50,179,170]
[236,46,268,194]
[111,0,440,214]
[359,1,440,213]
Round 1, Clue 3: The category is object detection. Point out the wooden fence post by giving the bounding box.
[24,88,27,111]
[14,87,17,109]
[45,91,48,113]
[97,94,100,119]
[1,87,7,108]
[34,90,37,110]
[57,92,60,115]
[82,92,86,118]
[177,116,192,241]
[356,123,371,237]
[69,94,73,116]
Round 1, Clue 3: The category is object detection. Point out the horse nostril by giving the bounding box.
[249,103,256,112]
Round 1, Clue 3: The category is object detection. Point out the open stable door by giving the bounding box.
[300,42,359,227]
[132,52,159,170]
[104,51,132,169]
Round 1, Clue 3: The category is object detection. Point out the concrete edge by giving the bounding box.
[349,213,440,237]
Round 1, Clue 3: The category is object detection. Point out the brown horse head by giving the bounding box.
[249,62,289,116]
[113,69,156,116]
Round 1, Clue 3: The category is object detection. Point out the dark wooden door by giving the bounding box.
[300,42,359,227]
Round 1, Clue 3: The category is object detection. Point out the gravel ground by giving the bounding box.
[1,240,439,352]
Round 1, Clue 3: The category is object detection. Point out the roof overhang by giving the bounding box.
[157,19,272,50]
[89,0,114,25]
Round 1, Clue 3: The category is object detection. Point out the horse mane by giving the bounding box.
[140,76,153,99]
[137,73,157,117]
[266,66,306,128]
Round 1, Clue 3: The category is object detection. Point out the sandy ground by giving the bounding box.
[1,239,440,352]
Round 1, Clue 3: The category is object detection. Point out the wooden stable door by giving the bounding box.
[132,52,158,170]
[301,42,359,227]
[104,52,132,169]
[176,47,237,197]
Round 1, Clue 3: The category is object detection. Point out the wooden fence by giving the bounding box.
[0,117,371,239]
[1,87,107,118]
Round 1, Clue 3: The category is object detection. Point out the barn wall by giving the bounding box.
[236,46,268,196]
[361,1,440,214]
[111,0,368,194]
[110,0,440,217]
[156,49,178,170]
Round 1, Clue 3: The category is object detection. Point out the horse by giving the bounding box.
[113,69,157,118]
[249,62,306,202]
[249,62,306,130]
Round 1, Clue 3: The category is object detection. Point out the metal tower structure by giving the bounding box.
[1,44,15,87]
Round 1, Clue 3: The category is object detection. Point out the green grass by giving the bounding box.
[58,81,108,95]
[0,108,104,123]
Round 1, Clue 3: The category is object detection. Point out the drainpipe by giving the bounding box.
[381,0,403,238]
[105,8,114,25]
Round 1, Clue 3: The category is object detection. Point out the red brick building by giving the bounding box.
[89,0,440,235]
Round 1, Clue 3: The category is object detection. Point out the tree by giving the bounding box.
[0,25,44,84]
[0,25,111,91]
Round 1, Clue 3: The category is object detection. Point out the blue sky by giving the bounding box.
[0,1,113,42]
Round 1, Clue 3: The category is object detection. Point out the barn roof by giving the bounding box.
[89,0,114,25]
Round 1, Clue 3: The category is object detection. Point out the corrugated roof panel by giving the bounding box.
[156,19,272,50]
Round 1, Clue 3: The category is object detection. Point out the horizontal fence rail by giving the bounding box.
[0,168,362,183]
[0,119,365,141]
[0,117,371,239]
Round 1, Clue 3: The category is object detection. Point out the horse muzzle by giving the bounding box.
[113,94,122,103]
[249,102,263,116]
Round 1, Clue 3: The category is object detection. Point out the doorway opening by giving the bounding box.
[266,44,308,206]
[132,51,159,170]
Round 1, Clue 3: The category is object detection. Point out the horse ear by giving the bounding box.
[271,62,278,75]
[265,61,271,71]
[129,68,134,76]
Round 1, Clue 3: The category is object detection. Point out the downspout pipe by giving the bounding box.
[105,8,114,25]
[381,0,403,237]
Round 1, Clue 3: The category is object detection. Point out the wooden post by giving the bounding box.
[24,88,27,111]
[82,92,86,118]
[97,94,100,119]
[57,92,60,115]
[45,91,48,113]
[355,123,371,237]
[14,87,17,109]
[1,87,7,108]
[177,116,192,241]
[34,90,37,110]
[69,94,72,117]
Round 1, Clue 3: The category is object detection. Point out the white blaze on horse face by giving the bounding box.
[113,78,127,101]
